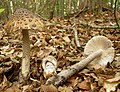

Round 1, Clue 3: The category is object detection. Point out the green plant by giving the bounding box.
[0,8,5,13]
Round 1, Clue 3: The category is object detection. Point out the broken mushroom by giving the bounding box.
[84,35,115,65]
[4,8,44,79]
[42,55,57,78]
[46,36,115,86]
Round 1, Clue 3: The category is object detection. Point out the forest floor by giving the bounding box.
[0,10,120,92]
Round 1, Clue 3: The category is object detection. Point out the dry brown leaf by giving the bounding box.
[99,87,106,92]
[67,76,79,87]
[0,76,11,91]
[40,85,58,92]
[63,36,71,43]
[4,82,21,92]
[103,76,120,92]
[58,86,73,92]
[103,81,118,92]
[57,50,65,59]
[78,80,91,91]
[0,8,120,92]
[0,31,3,39]
[22,85,34,92]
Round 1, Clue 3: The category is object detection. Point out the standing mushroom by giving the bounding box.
[46,36,115,86]
[4,8,44,80]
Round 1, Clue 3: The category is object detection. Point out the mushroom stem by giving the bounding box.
[46,49,103,86]
[70,49,103,70]
[21,29,30,78]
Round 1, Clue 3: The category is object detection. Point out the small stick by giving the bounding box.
[79,20,119,29]
[46,49,102,86]
[73,27,81,47]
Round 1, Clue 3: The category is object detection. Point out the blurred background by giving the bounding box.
[0,0,120,20]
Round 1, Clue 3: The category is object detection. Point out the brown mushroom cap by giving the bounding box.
[4,8,44,32]
[84,36,115,65]
[4,8,44,79]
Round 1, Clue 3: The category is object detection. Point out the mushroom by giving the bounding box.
[42,55,57,78]
[84,35,115,65]
[46,36,115,86]
[4,8,44,79]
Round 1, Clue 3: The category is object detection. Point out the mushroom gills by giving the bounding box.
[84,36,115,65]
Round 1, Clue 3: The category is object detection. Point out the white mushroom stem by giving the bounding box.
[21,29,30,78]
[46,49,103,86]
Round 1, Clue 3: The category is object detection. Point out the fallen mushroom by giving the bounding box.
[4,8,44,80]
[42,55,57,78]
[46,36,115,86]
[84,35,115,65]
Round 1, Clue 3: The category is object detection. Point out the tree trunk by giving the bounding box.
[49,0,56,19]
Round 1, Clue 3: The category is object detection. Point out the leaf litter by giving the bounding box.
[0,10,120,92]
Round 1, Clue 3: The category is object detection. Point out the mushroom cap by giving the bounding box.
[4,8,44,32]
[43,62,57,78]
[84,36,115,65]
[42,55,57,78]
[42,55,57,69]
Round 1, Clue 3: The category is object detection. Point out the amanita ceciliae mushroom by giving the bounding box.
[46,36,115,86]
[42,55,57,78]
[4,8,44,79]
[84,35,115,65]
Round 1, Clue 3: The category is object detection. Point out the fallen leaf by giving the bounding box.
[63,36,71,43]
[58,86,73,92]
[78,80,91,91]
[40,84,58,92]
[0,76,11,91]
[4,82,21,92]
[103,76,120,92]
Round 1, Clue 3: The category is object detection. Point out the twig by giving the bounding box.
[46,50,102,86]
[79,20,119,29]
[30,77,40,83]
[73,27,81,47]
